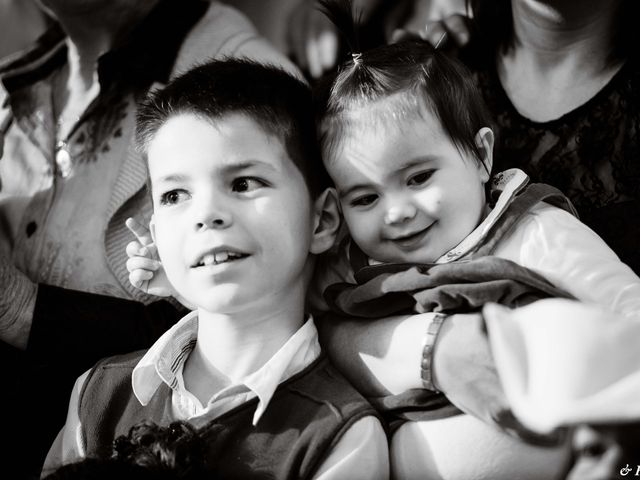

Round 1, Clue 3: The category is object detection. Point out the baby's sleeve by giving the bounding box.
[497,203,640,318]
[308,235,357,314]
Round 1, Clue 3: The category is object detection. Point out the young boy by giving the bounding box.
[43,59,389,480]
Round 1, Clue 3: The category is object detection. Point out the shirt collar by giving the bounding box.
[132,312,321,425]
[436,168,530,262]
[0,0,209,95]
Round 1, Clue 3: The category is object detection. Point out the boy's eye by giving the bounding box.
[408,170,434,187]
[232,177,267,193]
[159,189,190,206]
[350,194,378,207]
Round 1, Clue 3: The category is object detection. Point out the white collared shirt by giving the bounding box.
[43,315,389,479]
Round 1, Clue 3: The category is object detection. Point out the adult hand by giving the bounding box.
[566,424,640,480]
[286,0,340,79]
[390,10,471,53]
[433,312,558,445]
[0,255,37,349]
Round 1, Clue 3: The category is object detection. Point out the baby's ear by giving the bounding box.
[475,127,494,182]
[310,188,341,255]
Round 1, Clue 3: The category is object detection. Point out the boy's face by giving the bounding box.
[325,104,490,264]
[147,113,318,313]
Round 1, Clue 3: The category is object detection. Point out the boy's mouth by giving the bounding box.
[192,250,248,268]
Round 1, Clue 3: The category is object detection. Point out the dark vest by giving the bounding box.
[78,351,379,480]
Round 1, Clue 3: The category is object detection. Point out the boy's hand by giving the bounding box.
[125,217,174,298]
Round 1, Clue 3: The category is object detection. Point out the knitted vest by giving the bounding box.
[78,351,379,480]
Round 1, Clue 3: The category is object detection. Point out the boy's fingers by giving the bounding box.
[125,217,153,246]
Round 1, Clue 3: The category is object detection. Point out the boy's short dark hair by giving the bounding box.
[315,40,494,170]
[136,58,330,197]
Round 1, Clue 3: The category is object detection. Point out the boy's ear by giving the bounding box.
[475,127,494,183]
[310,188,341,255]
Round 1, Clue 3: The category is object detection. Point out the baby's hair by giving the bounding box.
[136,58,330,198]
[44,421,215,480]
[315,0,494,172]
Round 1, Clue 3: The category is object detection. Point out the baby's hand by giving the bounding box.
[125,217,175,298]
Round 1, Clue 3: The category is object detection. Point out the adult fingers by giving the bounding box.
[442,13,471,48]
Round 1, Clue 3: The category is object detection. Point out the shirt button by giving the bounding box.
[26,221,37,237]
[55,143,72,178]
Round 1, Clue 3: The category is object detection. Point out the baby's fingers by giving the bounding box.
[125,217,153,246]
[129,269,153,291]
[126,255,161,274]
[125,240,146,259]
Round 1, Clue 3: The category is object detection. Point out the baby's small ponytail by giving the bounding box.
[317,0,363,69]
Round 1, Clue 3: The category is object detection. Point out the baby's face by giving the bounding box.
[325,105,489,264]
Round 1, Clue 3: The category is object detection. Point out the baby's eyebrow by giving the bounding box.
[339,182,373,199]
[397,156,438,172]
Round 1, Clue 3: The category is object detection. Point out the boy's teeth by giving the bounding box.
[215,251,229,263]
[200,251,238,266]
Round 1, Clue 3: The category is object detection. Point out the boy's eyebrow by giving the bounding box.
[152,160,278,184]
[221,159,279,174]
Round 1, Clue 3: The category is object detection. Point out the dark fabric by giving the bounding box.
[461,42,640,274]
[326,256,573,318]
[79,353,379,480]
[0,287,184,480]
[28,284,184,364]
[323,183,577,424]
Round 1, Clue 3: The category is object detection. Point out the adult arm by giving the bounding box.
[317,310,520,436]
[0,255,36,349]
[313,417,389,480]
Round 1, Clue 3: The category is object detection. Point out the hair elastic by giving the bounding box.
[351,52,363,65]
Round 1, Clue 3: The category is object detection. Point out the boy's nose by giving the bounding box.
[195,204,232,231]
[384,202,417,225]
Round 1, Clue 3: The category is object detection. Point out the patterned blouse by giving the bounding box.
[465,50,640,274]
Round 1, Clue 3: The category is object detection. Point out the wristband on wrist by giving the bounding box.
[420,312,447,392]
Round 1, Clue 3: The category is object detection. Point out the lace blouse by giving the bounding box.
[466,52,640,274]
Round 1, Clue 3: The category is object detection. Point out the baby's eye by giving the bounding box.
[159,189,190,206]
[350,194,378,207]
[408,170,434,187]
[232,177,267,193]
